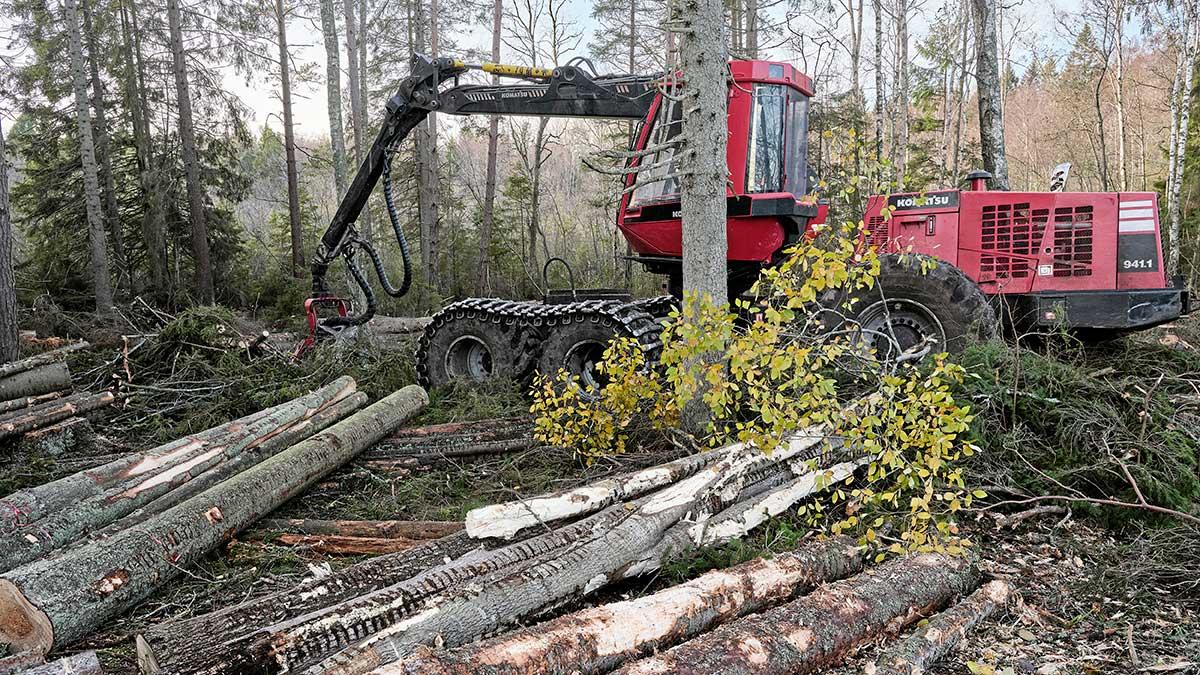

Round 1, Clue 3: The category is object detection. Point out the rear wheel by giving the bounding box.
[537,315,623,394]
[417,311,538,389]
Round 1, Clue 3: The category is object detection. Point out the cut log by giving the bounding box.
[366,417,533,460]
[0,381,363,571]
[0,362,72,403]
[873,579,1012,675]
[0,392,63,415]
[0,342,89,380]
[15,417,95,457]
[0,385,428,655]
[0,650,44,675]
[309,432,842,675]
[377,537,864,675]
[254,519,461,540]
[267,534,427,556]
[0,391,114,441]
[15,651,101,675]
[0,378,356,535]
[614,553,979,675]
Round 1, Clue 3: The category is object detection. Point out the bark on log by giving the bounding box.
[15,417,94,457]
[136,529,503,675]
[0,392,62,415]
[0,378,356,534]
[255,519,461,540]
[268,534,428,555]
[378,537,864,675]
[0,391,114,441]
[0,362,72,403]
[0,385,428,655]
[0,342,88,380]
[310,432,838,675]
[366,417,532,460]
[0,650,44,675]
[370,316,433,334]
[0,381,362,570]
[873,579,1011,675]
[615,553,979,675]
[17,651,101,675]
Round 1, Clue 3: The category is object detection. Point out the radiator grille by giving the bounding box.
[1051,206,1093,277]
[980,254,1032,279]
[865,215,888,249]
[978,202,1048,279]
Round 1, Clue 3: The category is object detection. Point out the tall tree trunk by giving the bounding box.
[477,0,502,294]
[275,0,304,278]
[80,0,130,297]
[1167,23,1197,277]
[120,0,169,302]
[64,0,114,317]
[415,0,441,291]
[1113,0,1127,191]
[971,0,1009,190]
[343,0,369,241]
[873,0,883,162]
[0,119,15,364]
[320,0,350,196]
[894,0,909,186]
[952,0,969,180]
[358,0,373,241]
[167,0,214,303]
[745,0,757,58]
[527,118,549,276]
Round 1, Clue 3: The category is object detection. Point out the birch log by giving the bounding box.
[615,553,979,675]
[0,380,362,571]
[0,385,428,655]
[0,362,71,402]
[136,529,500,675]
[377,537,864,675]
[18,651,101,675]
[873,579,1011,675]
[0,391,114,440]
[0,378,355,534]
[0,342,88,380]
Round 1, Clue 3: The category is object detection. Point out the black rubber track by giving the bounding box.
[416,307,540,389]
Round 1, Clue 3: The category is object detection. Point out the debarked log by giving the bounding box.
[0,385,429,656]
[614,553,979,675]
[377,536,864,675]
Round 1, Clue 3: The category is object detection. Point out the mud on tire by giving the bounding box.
[416,308,539,389]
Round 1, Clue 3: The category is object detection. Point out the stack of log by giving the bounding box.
[245,518,463,555]
[357,416,535,474]
[0,379,430,662]
[0,342,115,454]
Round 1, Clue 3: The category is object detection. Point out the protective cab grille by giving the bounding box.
[1051,206,1093,277]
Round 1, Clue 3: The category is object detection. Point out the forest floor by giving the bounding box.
[4,308,1200,674]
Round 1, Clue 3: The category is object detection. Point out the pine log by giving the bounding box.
[0,378,356,534]
[873,579,1011,675]
[15,417,95,457]
[268,534,427,555]
[0,362,72,403]
[135,529,501,675]
[0,342,89,380]
[615,553,979,675]
[255,519,461,540]
[0,381,362,570]
[17,651,101,675]
[366,417,533,460]
[309,432,840,675]
[0,392,62,415]
[0,385,428,655]
[0,391,114,441]
[378,537,864,675]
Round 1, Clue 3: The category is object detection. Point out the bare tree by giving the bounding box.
[477,0,503,294]
[0,117,16,363]
[343,0,371,241]
[321,0,350,195]
[167,0,215,303]
[1166,10,1198,276]
[414,0,442,289]
[972,0,1010,189]
[275,0,304,277]
[64,0,114,316]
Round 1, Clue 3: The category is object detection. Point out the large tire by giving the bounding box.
[416,309,539,389]
[831,253,998,358]
[536,313,626,392]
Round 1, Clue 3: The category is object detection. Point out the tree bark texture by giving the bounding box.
[378,537,863,675]
[266,534,431,556]
[477,0,503,294]
[135,529,499,675]
[365,417,533,460]
[0,363,72,403]
[255,519,461,540]
[167,0,214,303]
[63,0,114,316]
[0,650,43,675]
[0,378,357,536]
[0,381,361,572]
[0,393,62,416]
[0,391,113,442]
[17,651,101,675]
[972,0,1009,190]
[13,417,94,458]
[276,0,305,278]
[615,553,978,675]
[413,5,441,290]
[0,385,428,655]
[1167,22,1197,276]
[873,579,1011,675]
[0,118,15,365]
[343,0,368,240]
[0,342,88,380]
[320,0,350,195]
[873,0,883,161]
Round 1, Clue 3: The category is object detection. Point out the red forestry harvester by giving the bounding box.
[305,54,1189,386]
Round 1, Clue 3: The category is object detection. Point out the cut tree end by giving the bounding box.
[135,634,163,674]
[0,578,54,656]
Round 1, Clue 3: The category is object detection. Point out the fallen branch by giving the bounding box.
[615,553,978,674]
[378,537,864,675]
[0,385,428,655]
[873,579,1011,675]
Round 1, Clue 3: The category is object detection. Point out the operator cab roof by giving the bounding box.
[729,60,815,97]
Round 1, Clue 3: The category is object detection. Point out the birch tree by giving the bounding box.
[477,0,503,293]
[274,0,304,278]
[64,0,114,317]
[320,0,350,196]
[972,0,1010,189]
[0,117,16,364]
[343,0,372,241]
[1166,9,1198,276]
[167,0,215,303]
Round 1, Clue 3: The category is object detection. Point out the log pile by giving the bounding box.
[362,417,535,464]
[246,519,463,555]
[0,380,429,659]
[0,343,115,450]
